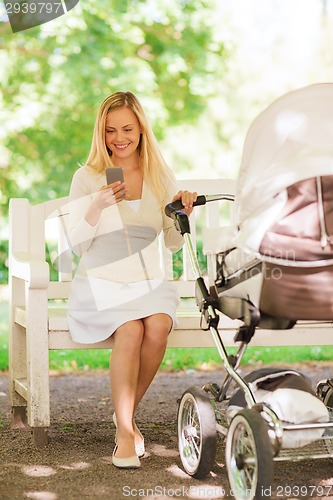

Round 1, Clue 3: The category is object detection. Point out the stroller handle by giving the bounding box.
[165,193,235,236]
[164,195,206,217]
[165,193,235,218]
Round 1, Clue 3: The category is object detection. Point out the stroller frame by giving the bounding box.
[166,195,333,500]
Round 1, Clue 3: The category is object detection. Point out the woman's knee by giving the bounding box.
[143,314,172,341]
[113,320,144,348]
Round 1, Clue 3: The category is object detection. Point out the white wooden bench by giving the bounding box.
[8,178,333,446]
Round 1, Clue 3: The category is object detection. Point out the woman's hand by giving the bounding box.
[93,181,128,210]
[172,190,198,216]
[85,181,127,226]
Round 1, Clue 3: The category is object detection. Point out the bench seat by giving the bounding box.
[14,303,333,350]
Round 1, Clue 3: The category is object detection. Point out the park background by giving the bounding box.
[1,0,333,371]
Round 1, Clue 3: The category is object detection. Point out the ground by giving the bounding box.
[1,362,333,500]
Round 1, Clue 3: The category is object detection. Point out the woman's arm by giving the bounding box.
[68,167,127,256]
[162,181,197,252]
[68,168,100,256]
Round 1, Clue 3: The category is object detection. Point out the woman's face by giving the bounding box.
[105,107,142,165]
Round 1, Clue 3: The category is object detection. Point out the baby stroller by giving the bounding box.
[165,83,333,499]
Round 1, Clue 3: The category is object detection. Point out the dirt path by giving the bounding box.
[1,363,333,500]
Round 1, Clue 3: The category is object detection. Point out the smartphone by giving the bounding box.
[106,167,125,198]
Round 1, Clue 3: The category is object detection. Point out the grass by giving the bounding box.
[1,292,333,372]
[58,418,76,431]
[161,345,333,371]
[0,299,8,371]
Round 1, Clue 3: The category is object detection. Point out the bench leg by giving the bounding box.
[32,427,49,447]
[9,278,29,428]
[11,405,27,429]
[12,407,50,447]
[26,288,50,431]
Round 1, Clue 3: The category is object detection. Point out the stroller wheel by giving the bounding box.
[316,379,333,403]
[226,408,273,500]
[319,382,333,454]
[322,384,333,411]
[177,386,217,478]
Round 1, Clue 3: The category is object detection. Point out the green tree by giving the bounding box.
[0,0,227,214]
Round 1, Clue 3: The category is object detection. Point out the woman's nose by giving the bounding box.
[115,130,124,141]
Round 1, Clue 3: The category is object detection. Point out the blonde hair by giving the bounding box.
[85,91,175,202]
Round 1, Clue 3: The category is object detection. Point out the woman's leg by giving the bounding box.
[110,319,144,458]
[133,313,172,420]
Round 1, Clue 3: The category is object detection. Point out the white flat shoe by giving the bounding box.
[112,445,140,469]
[134,438,145,458]
[113,412,145,458]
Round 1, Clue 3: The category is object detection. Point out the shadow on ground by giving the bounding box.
[1,363,333,499]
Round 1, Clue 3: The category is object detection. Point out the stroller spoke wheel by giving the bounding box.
[177,386,217,478]
[226,408,273,500]
[318,382,333,454]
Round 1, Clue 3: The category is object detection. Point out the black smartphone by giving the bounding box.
[105,167,125,198]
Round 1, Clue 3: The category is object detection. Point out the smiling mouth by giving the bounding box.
[114,143,130,150]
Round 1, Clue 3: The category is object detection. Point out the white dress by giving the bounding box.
[67,166,184,344]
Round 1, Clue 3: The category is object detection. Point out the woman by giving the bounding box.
[67,91,197,468]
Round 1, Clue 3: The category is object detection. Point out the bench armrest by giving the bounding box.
[11,252,49,289]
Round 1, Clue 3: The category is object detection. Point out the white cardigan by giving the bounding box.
[67,166,184,283]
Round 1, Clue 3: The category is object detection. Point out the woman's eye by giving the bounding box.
[125,128,132,132]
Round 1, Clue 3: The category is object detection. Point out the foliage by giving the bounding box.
[0,0,227,217]
[176,246,207,281]
[0,240,8,283]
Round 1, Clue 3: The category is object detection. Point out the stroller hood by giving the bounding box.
[237,83,333,252]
